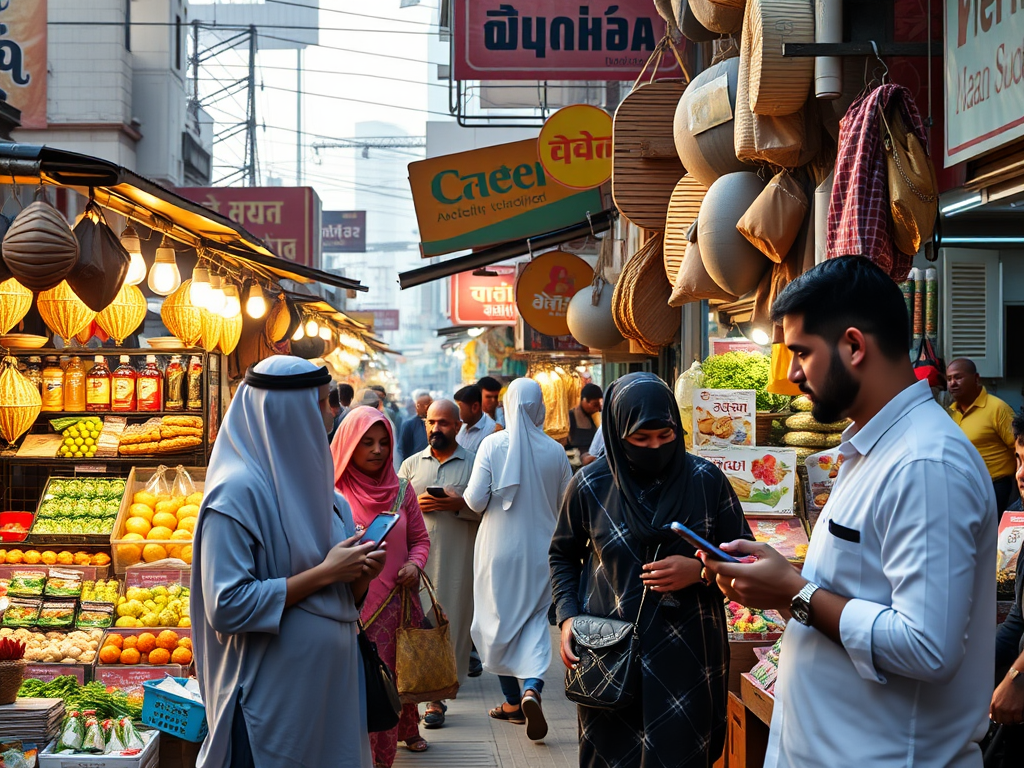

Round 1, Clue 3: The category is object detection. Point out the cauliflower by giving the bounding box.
[43,649,62,662]
[24,649,44,661]
[79,650,96,663]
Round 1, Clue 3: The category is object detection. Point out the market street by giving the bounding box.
[396,628,578,768]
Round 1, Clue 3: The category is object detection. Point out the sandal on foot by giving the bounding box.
[488,702,525,724]
[521,691,548,742]
[423,703,447,729]
[404,737,429,753]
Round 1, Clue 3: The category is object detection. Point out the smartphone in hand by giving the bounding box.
[359,513,400,546]
[668,522,742,564]
[426,486,448,498]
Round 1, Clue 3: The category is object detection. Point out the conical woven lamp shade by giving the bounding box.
[218,311,242,355]
[0,355,41,446]
[200,308,222,352]
[161,279,203,347]
[37,280,97,344]
[97,283,146,345]
[0,278,32,335]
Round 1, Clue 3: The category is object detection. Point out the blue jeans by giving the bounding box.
[499,676,544,706]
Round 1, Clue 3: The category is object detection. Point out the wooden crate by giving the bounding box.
[727,691,769,768]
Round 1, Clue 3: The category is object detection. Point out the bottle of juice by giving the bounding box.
[24,356,43,393]
[41,356,64,412]
[165,355,184,411]
[86,356,111,412]
[137,355,163,411]
[63,356,87,412]
[111,356,137,412]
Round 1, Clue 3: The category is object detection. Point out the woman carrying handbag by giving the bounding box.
[332,407,432,768]
[550,373,751,768]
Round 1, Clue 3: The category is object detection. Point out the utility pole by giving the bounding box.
[296,48,303,186]
[245,25,258,187]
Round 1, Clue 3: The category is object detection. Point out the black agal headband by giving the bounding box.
[244,365,332,390]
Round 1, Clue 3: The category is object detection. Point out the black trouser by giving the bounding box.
[994,476,1019,518]
[230,696,255,768]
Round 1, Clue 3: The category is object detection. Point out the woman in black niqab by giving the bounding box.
[550,372,752,768]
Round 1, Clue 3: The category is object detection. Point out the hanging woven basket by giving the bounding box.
[613,233,679,350]
[218,311,243,355]
[663,175,707,285]
[613,80,688,230]
[161,280,203,347]
[265,295,291,342]
[97,283,146,345]
[37,280,97,344]
[747,0,815,116]
[688,0,743,33]
[200,308,223,352]
[0,278,32,335]
[0,356,41,447]
[2,201,80,292]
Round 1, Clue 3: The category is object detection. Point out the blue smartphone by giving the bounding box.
[360,513,399,546]
[668,522,741,563]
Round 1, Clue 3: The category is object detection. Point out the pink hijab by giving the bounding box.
[330,406,399,524]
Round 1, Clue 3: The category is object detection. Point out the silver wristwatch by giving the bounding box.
[790,581,820,626]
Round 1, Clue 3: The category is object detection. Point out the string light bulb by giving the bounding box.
[245,281,267,319]
[120,224,147,286]
[206,274,226,315]
[147,235,182,295]
[292,323,305,341]
[304,317,320,337]
[221,283,241,319]
[190,266,211,309]
[319,325,332,341]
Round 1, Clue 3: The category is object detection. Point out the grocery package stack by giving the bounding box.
[0,697,65,743]
[781,395,850,462]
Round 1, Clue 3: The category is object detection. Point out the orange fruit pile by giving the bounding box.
[116,489,203,566]
[0,549,110,566]
[98,630,193,666]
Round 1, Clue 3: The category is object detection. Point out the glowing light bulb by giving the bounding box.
[292,324,305,341]
[206,275,226,315]
[319,325,332,341]
[750,327,771,346]
[190,267,211,308]
[221,283,241,319]
[147,235,181,296]
[245,282,267,319]
[305,317,320,337]
[467,327,485,338]
[120,225,147,286]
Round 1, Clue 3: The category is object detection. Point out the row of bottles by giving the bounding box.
[26,354,203,414]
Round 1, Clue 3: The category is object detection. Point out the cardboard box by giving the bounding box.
[38,729,159,768]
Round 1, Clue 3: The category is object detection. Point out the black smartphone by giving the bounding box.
[359,513,400,546]
[668,522,742,563]
[426,486,448,498]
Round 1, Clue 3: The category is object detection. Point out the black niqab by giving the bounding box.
[602,372,694,545]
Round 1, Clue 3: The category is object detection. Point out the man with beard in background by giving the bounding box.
[703,256,996,768]
[399,399,478,730]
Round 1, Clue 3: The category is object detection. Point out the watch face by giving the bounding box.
[791,601,811,625]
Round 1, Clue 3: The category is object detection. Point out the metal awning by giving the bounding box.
[0,142,367,293]
[285,290,401,356]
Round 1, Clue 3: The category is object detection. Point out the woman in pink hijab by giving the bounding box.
[332,406,432,768]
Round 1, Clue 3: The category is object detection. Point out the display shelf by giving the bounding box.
[34,411,203,420]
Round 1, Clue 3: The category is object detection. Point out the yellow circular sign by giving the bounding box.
[538,104,613,190]
[516,251,594,337]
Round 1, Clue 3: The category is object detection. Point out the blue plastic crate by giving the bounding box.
[142,677,208,743]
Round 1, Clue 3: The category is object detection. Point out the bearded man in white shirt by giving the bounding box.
[704,256,996,768]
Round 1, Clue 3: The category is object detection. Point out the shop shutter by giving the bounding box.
[941,248,1003,378]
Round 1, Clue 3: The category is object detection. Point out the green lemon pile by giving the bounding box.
[56,417,104,458]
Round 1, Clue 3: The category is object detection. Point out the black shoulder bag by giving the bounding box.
[358,626,403,732]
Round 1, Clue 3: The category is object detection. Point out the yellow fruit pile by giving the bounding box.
[114,584,191,629]
[115,489,203,566]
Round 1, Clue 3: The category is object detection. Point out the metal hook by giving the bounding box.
[586,211,597,239]
[869,40,889,84]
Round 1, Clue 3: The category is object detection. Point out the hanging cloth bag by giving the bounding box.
[912,336,946,390]
[395,567,460,704]
[878,97,938,256]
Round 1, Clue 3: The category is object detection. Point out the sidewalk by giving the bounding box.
[395,627,578,768]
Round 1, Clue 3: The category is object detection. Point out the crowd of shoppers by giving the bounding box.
[192,255,1024,768]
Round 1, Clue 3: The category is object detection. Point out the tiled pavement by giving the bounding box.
[394,627,579,768]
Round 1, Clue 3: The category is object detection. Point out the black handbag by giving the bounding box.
[357,625,402,732]
[564,585,652,710]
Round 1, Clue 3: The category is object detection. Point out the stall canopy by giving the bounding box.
[285,290,401,356]
[0,142,367,293]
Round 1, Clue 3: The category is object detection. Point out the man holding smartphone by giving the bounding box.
[399,399,478,729]
[703,257,996,768]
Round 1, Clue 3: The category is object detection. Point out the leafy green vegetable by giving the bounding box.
[701,352,791,412]
[18,676,142,720]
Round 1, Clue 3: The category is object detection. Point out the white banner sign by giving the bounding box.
[944,0,1024,166]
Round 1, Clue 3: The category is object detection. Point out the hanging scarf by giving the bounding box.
[330,406,400,525]
[492,377,549,510]
[602,372,696,546]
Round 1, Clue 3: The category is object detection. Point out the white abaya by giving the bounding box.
[465,379,572,679]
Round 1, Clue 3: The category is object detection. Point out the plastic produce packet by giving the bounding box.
[57,711,85,752]
[144,465,172,497]
[82,712,105,753]
[118,718,145,751]
[172,465,196,498]
[104,719,128,754]
[1,748,32,768]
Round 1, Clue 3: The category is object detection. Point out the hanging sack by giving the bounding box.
[736,170,809,263]
[670,240,737,306]
[68,201,130,312]
[395,567,460,704]
[564,584,653,710]
[878,98,938,256]
[913,336,946,390]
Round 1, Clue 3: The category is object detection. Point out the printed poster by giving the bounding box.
[0,0,47,128]
[692,389,756,448]
[699,446,797,516]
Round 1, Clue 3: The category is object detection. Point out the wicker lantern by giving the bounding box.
[265,295,291,343]
[161,279,203,347]
[218,311,242,355]
[0,278,32,335]
[76,322,97,346]
[200,308,222,352]
[36,280,97,344]
[2,201,80,292]
[0,355,41,446]
[97,283,146,345]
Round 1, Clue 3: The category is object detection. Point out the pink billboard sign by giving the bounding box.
[453,0,678,81]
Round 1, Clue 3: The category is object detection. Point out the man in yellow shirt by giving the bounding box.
[947,357,1019,512]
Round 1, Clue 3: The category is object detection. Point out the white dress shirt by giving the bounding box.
[457,411,496,455]
[766,380,996,768]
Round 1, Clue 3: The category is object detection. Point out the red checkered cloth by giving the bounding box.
[827,84,927,282]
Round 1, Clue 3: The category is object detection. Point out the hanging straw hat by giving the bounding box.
[747,0,815,116]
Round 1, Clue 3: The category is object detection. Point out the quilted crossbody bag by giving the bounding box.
[564,581,654,710]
